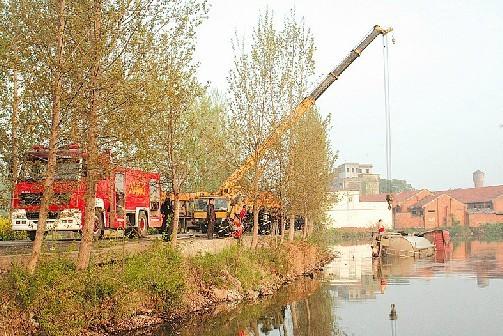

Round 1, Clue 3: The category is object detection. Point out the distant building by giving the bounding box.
[382,184,503,229]
[333,163,380,196]
[473,170,485,188]
[442,185,503,227]
[326,190,392,229]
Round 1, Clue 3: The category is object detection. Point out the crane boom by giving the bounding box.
[220,25,393,194]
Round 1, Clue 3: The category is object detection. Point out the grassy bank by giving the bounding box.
[311,228,373,245]
[314,223,503,244]
[0,239,329,336]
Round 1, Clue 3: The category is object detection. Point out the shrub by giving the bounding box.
[478,223,503,241]
[190,245,282,290]
[123,241,185,306]
[0,216,27,240]
[3,243,186,336]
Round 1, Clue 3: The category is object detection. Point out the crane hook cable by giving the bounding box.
[383,34,393,209]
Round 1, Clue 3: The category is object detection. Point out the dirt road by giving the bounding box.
[0,234,250,272]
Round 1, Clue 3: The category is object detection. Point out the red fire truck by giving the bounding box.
[11,144,162,240]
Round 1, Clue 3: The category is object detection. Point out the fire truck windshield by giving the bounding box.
[20,157,83,181]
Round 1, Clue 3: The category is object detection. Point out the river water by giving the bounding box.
[146,240,503,336]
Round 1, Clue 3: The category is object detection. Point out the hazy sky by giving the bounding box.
[194,0,503,191]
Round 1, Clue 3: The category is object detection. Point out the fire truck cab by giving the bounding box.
[11,145,162,240]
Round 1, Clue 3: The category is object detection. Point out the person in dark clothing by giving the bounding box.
[161,198,173,240]
[206,198,216,239]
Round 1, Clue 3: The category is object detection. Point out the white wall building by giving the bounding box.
[326,190,392,229]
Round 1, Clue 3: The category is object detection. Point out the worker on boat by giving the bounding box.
[377,219,385,234]
[372,219,385,258]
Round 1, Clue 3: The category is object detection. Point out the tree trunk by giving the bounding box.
[288,214,295,241]
[251,203,259,249]
[291,301,299,333]
[305,298,312,336]
[302,216,308,240]
[77,0,101,270]
[307,216,314,236]
[27,0,65,274]
[280,213,286,243]
[9,68,19,219]
[170,192,180,247]
[251,163,260,249]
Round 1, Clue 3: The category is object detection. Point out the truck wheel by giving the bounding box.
[28,231,36,241]
[93,210,104,240]
[137,212,148,238]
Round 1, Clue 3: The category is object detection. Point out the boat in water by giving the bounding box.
[372,232,435,258]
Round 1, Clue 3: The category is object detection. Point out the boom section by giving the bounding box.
[220,25,392,194]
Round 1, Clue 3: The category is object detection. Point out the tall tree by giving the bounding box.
[28,0,66,273]
[227,10,315,248]
[123,0,208,247]
[285,108,335,239]
[76,0,102,270]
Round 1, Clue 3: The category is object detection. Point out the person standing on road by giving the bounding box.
[161,197,173,240]
[239,205,247,222]
[207,198,216,239]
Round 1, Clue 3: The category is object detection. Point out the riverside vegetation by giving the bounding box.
[0,239,331,336]
[318,224,503,245]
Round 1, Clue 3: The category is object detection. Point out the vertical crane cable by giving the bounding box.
[383,34,392,193]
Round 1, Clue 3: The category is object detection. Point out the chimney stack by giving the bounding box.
[473,170,484,188]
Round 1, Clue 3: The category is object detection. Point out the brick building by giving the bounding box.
[387,185,503,229]
[442,185,503,227]
[409,194,466,229]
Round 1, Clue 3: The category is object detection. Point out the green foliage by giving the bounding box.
[396,223,503,241]
[0,240,325,335]
[191,245,261,290]
[0,216,26,240]
[123,242,185,304]
[311,228,372,245]
[475,223,503,241]
[286,109,335,226]
[190,244,289,290]
[445,223,472,239]
[379,178,413,193]
[3,243,186,336]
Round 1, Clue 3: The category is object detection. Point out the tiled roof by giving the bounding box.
[439,185,503,203]
[411,193,464,208]
[359,190,424,203]
[393,190,421,202]
[411,194,438,208]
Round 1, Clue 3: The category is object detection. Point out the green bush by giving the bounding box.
[311,228,372,245]
[3,243,186,336]
[0,240,313,335]
[0,216,27,240]
[123,241,185,305]
[190,244,288,291]
[477,223,503,241]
